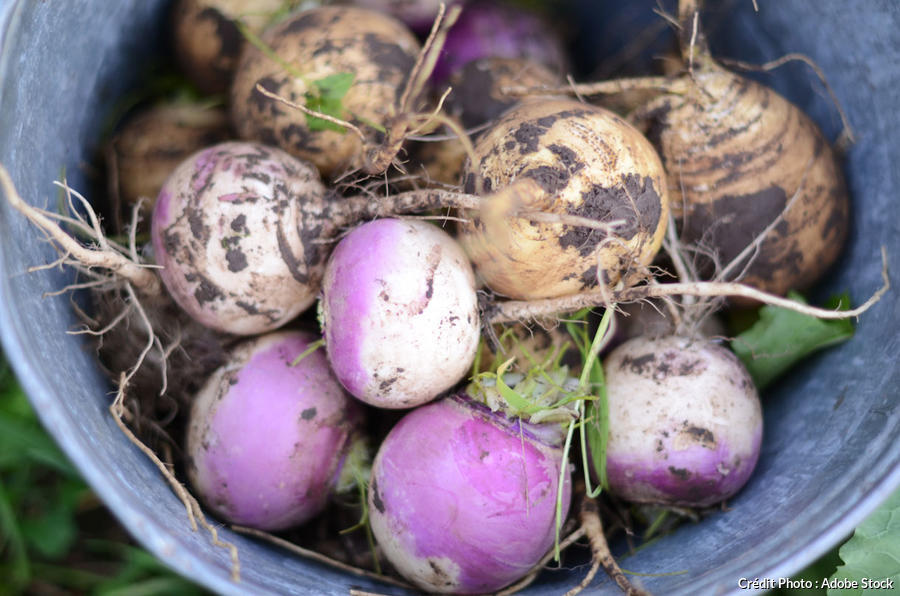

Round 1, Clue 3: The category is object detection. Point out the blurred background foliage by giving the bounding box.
[0,353,205,596]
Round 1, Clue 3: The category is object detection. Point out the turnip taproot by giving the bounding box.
[368,392,571,593]
[230,5,424,177]
[187,330,367,531]
[320,218,479,409]
[459,98,670,300]
[601,334,763,507]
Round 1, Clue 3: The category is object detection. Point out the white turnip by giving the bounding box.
[320,218,480,409]
[601,334,763,508]
[186,330,367,531]
[151,141,333,335]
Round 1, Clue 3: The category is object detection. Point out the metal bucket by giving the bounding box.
[0,1,897,593]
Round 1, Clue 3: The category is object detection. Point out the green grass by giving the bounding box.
[0,354,206,596]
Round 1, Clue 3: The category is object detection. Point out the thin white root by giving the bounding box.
[231,525,412,589]
[0,164,161,295]
[490,246,890,324]
[111,374,241,582]
[502,76,690,100]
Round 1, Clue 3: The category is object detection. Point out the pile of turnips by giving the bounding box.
[0,0,883,594]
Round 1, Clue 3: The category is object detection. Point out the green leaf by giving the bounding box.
[827,487,900,595]
[731,292,854,390]
[304,73,354,132]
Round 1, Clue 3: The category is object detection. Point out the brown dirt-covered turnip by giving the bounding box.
[458,98,670,300]
[229,6,422,178]
[549,0,849,298]
[171,0,296,94]
[108,101,231,221]
[641,64,849,297]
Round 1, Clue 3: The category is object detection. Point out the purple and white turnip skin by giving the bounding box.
[152,141,333,335]
[368,393,571,593]
[602,335,763,508]
[186,330,366,531]
[430,0,568,86]
[320,218,480,409]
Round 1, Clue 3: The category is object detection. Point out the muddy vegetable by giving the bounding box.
[186,330,367,530]
[458,98,670,300]
[343,0,464,33]
[416,56,561,186]
[151,141,334,335]
[230,5,422,178]
[601,334,763,507]
[368,392,571,593]
[556,0,849,298]
[320,218,480,409]
[172,0,295,94]
[107,101,231,220]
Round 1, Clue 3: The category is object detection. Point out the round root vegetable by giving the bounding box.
[186,330,367,531]
[320,218,480,409]
[459,98,670,300]
[107,101,231,220]
[430,0,568,86]
[368,393,571,593]
[549,0,849,298]
[171,0,293,94]
[230,6,422,178]
[151,141,334,335]
[643,64,848,297]
[602,335,763,508]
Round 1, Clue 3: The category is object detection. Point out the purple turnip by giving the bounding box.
[320,218,480,409]
[430,0,568,86]
[602,334,763,508]
[186,330,367,531]
[368,392,571,593]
